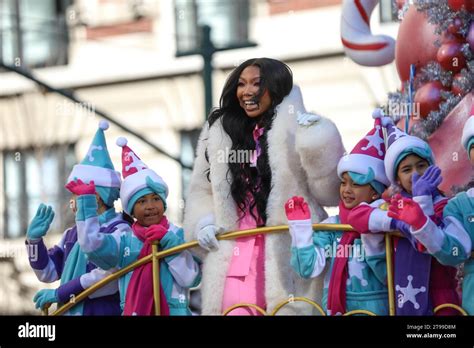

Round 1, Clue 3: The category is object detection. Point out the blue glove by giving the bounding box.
[412,165,442,197]
[33,289,58,309]
[27,204,55,240]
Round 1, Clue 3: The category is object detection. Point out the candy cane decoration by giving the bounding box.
[341,0,396,66]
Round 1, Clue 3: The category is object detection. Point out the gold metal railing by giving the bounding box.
[41,223,468,316]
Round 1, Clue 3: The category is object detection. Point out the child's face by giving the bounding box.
[396,154,430,194]
[339,172,379,209]
[470,147,474,165]
[132,193,165,227]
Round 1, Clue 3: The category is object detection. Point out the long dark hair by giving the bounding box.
[207,58,293,225]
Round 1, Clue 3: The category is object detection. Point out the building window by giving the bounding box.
[379,0,398,23]
[174,0,250,54]
[180,128,201,203]
[0,0,72,68]
[3,144,76,239]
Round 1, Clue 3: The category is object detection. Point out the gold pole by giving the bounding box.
[42,303,51,316]
[270,297,326,316]
[152,242,161,316]
[385,233,396,316]
[433,303,468,316]
[222,303,267,316]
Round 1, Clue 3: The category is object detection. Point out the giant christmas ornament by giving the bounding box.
[395,5,438,82]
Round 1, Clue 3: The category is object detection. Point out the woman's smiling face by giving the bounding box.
[236,65,272,118]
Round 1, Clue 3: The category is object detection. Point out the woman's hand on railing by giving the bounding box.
[197,225,223,251]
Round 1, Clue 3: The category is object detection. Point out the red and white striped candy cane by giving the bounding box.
[340,0,396,66]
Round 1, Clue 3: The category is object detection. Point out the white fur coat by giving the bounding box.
[183,86,345,315]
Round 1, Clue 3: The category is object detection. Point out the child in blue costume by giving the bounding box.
[370,117,459,315]
[389,107,474,315]
[26,120,124,315]
[285,111,390,315]
[72,137,201,315]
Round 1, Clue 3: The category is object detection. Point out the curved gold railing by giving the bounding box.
[42,223,468,316]
[433,304,468,316]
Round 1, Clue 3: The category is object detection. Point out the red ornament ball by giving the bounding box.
[448,0,464,11]
[447,0,474,12]
[437,41,466,73]
[414,81,446,119]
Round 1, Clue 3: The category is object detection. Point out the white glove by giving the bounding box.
[297,111,321,127]
[197,225,223,251]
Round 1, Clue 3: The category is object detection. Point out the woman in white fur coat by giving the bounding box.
[183,58,345,315]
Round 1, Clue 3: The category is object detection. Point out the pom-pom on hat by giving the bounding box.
[337,108,390,188]
[116,137,169,214]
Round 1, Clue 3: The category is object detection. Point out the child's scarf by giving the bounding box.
[326,201,360,315]
[123,217,170,316]
[393,191,432,315]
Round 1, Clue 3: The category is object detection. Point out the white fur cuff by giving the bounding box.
[368,209,392,232]
[410,218,445,254]
[288,219,314,248]
[413,195,435,216]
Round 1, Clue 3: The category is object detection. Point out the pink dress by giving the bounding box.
[221,202,266,315]
[222,124,267,315]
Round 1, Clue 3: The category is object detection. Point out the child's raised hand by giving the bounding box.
[285,196,311,220]
[27,204,55,240]
[65,179,96,196]
[145,224,168,244]
[412,165,442,197]
[388,194,427,230]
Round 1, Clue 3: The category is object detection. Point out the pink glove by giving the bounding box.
[285,196,311,220]
[387,194,428,230]
[145,224,168,244]
[65,179,96,196]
